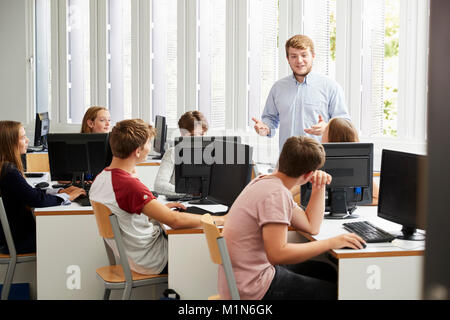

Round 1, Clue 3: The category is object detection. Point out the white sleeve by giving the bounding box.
[153,147,186,197]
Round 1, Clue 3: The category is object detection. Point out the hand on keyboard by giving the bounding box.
[329,233,367,250]
[58,186,86,201]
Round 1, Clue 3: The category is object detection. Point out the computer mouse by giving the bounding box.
[343,242,367,250]
[35,182,49,189]
[172,207,186,212]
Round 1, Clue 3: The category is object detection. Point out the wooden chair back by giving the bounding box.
[91,200,114,239]
[201,214,222,265]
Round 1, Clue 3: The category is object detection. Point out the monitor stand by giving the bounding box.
[71,172,87,190]
[187,177,215,205]
[324,190,358,219]
[392,226,425,241]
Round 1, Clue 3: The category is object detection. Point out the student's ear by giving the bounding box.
[87,119,94,128]
[303,171,314,183]
[133,147,141,158]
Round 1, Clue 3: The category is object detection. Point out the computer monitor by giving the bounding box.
[378,149,426,241]
[152,115,167,159]
[174,136,241,204]
[34,112,50,150]
[207,140,253,208]
[47,133,112,187]
[301,142,373,219]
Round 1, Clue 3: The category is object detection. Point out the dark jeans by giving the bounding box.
[262,260,337,300]
[0,232,36,255]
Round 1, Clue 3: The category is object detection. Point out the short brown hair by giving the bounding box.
[278,136,325,178]
[81,106,109,133]
[285,34,315,57]
[0,121,24,176]
[327,118,359,143]
[109,119,156,159]
[178,111,209,135]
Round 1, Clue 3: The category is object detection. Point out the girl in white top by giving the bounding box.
[153,111,209,197]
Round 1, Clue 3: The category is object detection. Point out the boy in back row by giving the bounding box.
[218,136,365,300]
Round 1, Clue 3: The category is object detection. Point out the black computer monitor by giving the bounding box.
[152,115,167,159]
[174,136,241,204]
[47,133,112,186]
[207,140,253,208]
[378,149,426,241]
[301,142,373,219]
[34,112,49,149]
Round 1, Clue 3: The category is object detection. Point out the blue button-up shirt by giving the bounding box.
[261,72,350,150]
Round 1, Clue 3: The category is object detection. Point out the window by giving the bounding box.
[107,0,132,122]
[30,0,427,158]
[383,0,400,137]
[198,0,226,128]
[303,0,332,77]
[67,0,90,124]
[151,0,178,126]
[247,0,279,126]
[35,0,51,115]
[360,0,385,137]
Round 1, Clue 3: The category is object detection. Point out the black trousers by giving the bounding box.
[262,260,337,300]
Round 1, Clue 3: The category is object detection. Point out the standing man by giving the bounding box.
[252,34,350,150]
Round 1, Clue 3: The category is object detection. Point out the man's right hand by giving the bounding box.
[59,187,86,201]
[252,117,270,136]
[328,233,366,250]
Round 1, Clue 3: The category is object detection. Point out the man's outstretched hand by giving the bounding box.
[252,117,270,136]
[304,115,327,136]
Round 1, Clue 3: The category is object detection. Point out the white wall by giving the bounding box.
[0,0,31,124]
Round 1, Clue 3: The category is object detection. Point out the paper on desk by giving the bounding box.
[391,239,425,251]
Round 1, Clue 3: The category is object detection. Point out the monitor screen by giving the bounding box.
[34,112,49,148]
[301,142,373,219]
[207,141,253,207]
[153,115,167,155]
[47,133,111,182]
[378,149,426,235]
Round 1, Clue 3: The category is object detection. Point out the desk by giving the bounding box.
[34,204,108,299]
[33,197,424,299]
[167,206,425,300]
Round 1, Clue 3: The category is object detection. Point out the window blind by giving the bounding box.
[303,0,331,76]
[361,0,385,137]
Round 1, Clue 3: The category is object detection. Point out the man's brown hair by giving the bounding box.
[178,111,209,135]
[278,136,325,178]
[0,121,24,176]
[285,34,315,57]
[109,119,156,159]
[327,118,359,143]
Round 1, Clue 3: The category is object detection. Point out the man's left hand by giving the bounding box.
[304,115,327,136]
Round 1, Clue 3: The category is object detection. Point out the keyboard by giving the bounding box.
[343,221,395,243]
[184,206,212,215]
[27,146,44,153]
[179,206,228,216]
